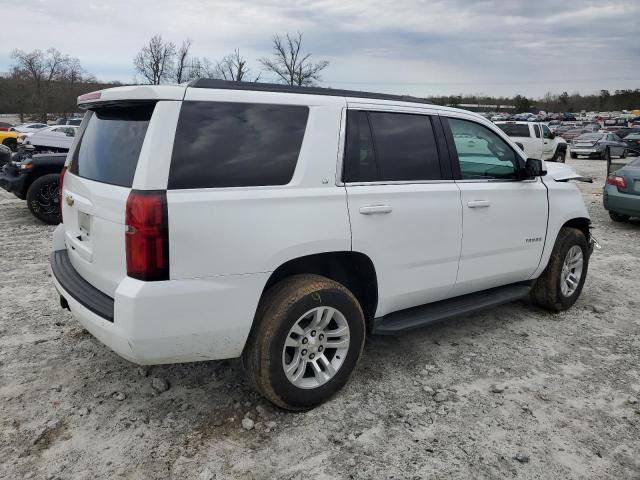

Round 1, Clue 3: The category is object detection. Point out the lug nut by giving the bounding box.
[318,346,324,352]
[301,349,307,356]
[318,334,324,340]
[309,353,315,359]
[311,330,316,337]
[302,338,308,344]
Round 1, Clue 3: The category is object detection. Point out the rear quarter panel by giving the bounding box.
[167,91,350,279]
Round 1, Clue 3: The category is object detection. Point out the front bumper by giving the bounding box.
[0,164,28,199]
[50,227,269,365]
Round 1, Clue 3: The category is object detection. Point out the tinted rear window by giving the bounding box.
[344,110,442,182]
[168,101,309,189]
[496,123,530,137]
[70,104,154,187]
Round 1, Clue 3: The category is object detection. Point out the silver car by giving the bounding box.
[570,132,627,159]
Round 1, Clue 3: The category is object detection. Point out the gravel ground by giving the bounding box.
[1,158,639,480]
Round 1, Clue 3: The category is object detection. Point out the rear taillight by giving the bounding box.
[125,190,169,281]
[606,175,627,189]
[59,167,67,222]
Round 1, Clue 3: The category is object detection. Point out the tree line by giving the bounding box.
[429,89,640,113]
[1,34,638,119]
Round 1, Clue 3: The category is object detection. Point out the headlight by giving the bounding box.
[19,162,33,170]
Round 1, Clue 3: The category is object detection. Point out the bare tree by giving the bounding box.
[173,39,192,83]
[133,35,176,85]
[215,49,259,82]
[259,32,328,86]
[11,48,72,121]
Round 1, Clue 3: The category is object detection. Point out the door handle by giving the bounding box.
[359,205,393,215]
[467,200,490,208]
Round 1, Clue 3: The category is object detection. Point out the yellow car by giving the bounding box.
[0,131,19,151]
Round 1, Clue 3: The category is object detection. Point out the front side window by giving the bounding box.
[447,117,519,180]
[169,102,309,189]
[343,110,442,182]
[542,125,553,139]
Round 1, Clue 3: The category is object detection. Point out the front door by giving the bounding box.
[442,115,548,296]
[343,108,462,317]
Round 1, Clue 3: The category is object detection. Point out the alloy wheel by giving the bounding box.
[282,306,350,389]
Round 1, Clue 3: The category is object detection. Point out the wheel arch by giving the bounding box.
[562,216,591,242]
[23,168,63,197]
[261,251,379,327]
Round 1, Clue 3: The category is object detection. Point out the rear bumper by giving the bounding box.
[603,185,640,217]
[51,243,269,365]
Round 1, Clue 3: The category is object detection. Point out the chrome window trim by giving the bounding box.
[344,179,455,187]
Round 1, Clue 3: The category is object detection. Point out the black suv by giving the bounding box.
[0,151,65,224]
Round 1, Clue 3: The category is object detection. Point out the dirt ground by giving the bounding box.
[1,158,639,480]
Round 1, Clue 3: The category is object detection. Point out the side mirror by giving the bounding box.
[525,158,546,177]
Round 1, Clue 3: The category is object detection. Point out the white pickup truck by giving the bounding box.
[495,121,567,163]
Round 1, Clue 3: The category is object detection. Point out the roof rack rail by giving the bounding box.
[188,78,435,105]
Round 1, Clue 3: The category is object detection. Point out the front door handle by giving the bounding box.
[467,200,490,208]
[359,205,393,215]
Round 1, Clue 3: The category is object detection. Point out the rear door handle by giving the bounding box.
[467,200,490,208]
[359,205,393,215]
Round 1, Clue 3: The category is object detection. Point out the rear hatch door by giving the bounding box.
[61,103,155,297]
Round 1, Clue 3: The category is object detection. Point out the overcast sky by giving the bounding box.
[1,0,638,98]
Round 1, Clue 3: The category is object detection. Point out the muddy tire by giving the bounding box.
[531,227,588,312]
[26,174,61,225]
[570,152,577,159]
[242,274,365,411]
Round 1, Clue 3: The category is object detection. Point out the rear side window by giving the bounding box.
[168,102,309,189]
[70,104,154,187]
[344,110,442,182]
[496,123,531,137]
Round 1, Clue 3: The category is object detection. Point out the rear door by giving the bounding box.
[61,103,156,296]
[344,106,462,316]
[442,115,548,296]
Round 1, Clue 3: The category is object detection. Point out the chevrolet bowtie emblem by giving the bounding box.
[66,195,74,207]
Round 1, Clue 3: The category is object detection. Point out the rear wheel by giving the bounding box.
[531,227,588,312]
[609,211,630,222]
[26,174,61,225]
[570,152,577,159]
[243,274,365,410]
[554,148,566,163]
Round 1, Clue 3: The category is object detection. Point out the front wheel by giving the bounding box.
[531,227,588,312]
[243,274,365,410]
[26,174,61,225]
[570,152,578,159]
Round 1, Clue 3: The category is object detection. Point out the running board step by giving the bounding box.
[372,282,532,335]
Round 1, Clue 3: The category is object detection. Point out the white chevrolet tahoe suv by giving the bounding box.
[51,80,595,410]
[495,121,567,163]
